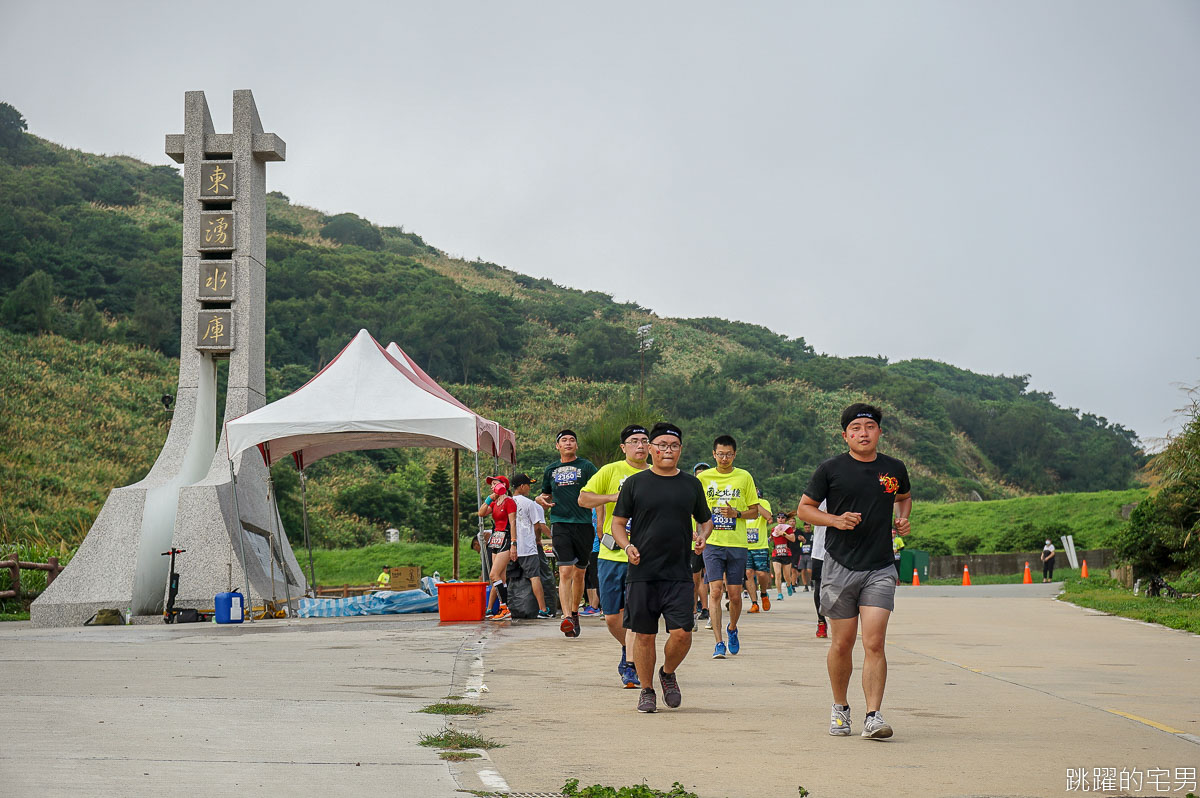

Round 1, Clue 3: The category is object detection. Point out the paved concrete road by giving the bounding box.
[1,615,489,798]
[5,586,1196,798]
[472,584,1199,798]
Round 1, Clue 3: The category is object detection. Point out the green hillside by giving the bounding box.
[0,101,1149,550]
[906,488,1148,555]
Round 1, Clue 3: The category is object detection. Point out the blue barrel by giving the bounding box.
[215,591,244,624]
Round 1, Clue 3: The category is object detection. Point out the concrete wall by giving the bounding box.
[927,548,1114,579]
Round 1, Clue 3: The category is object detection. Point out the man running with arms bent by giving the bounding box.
[579,424,651,689]
[795,403,911,739]
[611,422,713,713]
[539,429,599,637]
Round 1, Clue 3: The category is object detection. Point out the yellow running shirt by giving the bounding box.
[582,459,648,563]
[695,467,759,548]
[747,497,772,550]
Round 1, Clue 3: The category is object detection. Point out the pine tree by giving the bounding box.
[423,464,454,545]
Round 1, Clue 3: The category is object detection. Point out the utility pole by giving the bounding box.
[636,324,653,403]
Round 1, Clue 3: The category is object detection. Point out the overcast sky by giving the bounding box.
[3,1,1197,445]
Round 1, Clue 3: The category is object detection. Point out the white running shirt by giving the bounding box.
[811,500,828,561]
[513,495,546,557]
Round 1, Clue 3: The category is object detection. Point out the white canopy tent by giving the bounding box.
[225,329,516,610]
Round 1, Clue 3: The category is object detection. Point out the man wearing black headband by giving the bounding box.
[538,429,599,638]
[611,422,712,713]
[796,403,912,740]
[579,423,651,689]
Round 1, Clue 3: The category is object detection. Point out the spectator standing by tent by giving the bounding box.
[480,475,517,619]
[509,473,552,618]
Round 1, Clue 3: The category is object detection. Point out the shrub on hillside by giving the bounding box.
[955,534,982,554]
[906,535,950,556]
[990,522,1046,553]
[320,212,383,250]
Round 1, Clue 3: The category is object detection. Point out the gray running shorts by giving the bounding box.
[819,557,896,619]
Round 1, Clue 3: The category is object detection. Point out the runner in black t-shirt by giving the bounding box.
[612,422,713,714]
[796,403,912,740]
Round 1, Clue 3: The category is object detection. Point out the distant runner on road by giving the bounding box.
[744,489,774,612]
[796,403,912,740]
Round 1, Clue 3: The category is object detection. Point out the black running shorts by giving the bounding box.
[623,580,694,635]
[552,522,594,569]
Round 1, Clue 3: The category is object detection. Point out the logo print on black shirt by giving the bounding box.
[879,474,900,494]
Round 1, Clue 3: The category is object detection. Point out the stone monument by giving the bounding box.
[32,91,307,627]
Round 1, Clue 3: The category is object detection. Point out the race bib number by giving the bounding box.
[553,465,583,486]
[487,530,507,548]
[712,511,736,531]
[774,543,790,557]
[747,529,759,544]
[801,544,812,555]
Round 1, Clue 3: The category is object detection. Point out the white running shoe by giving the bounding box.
[861,712,893,739]
[829,704,852,736]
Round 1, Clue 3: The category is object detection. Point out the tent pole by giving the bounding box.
[300,467,315,595]
[452,449,460,581]
[264,443,293,618]
[228,457,254,624]
[474,449,486,582]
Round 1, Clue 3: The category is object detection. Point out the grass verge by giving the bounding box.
[417,729,501,750]
[1,611,30,622]
[419,702,491,716]
[1057,575,1200,635]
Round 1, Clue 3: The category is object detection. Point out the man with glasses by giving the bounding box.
[695,436,762,658]
[538,429,599,638]
[611,423,712,713]
[579,424,652,689]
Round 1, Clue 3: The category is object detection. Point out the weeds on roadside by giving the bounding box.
[418,730,501,750]
[438,750,481,761]
[420,702,491,716]
[562,778,699,798]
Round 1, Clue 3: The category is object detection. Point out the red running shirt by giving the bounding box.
[490,496,517,531]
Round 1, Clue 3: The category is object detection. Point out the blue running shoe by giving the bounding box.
[712,641,727,659]
[727,626,740,655]
[619,661,640,689]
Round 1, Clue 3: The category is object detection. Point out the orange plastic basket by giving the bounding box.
[435,581,488,622]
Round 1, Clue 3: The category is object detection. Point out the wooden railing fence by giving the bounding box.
[1,554,64,600]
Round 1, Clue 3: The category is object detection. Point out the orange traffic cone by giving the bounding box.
[1023,562,1033,584]
[962,565,971,586]
[1081,560,1089,578]
[912,568,921,586]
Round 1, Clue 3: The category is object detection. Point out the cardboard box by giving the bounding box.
[388,566,422,590]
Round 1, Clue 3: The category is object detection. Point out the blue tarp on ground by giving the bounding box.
[298,577,439,617]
